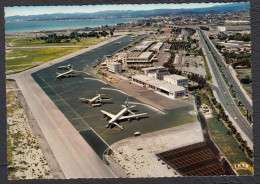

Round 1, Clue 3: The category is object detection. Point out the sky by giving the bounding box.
[5,3,233,17]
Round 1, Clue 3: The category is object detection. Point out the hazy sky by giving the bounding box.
[5,3,233,17]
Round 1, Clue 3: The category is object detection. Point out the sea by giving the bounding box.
[5,18,144,33]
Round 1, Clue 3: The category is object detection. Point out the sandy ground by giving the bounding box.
[7,85,52,179]
[108,122,204,178]
[6,35,126,179]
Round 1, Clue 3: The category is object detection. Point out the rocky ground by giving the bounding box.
[6,82,53,180]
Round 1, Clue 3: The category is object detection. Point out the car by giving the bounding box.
[234,117,238,120]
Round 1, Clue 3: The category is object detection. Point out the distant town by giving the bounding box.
[5,3,253,180]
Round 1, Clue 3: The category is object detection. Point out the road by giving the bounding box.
[198,30,253,148]
[6,35,127,178]
[202,31,253,117]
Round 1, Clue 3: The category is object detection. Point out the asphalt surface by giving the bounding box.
[198,30,253,147]
[31,34,196,156]
[6,36,128,178]
[202,31,253,116]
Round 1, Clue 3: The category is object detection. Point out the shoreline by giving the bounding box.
[5,18,146,35]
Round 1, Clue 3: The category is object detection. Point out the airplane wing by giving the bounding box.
[101,110,116,119]
[118,113,147,121]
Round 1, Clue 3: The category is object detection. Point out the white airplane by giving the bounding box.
[56,68,76,79]
[79,93,111,107]
[101,99,147,130]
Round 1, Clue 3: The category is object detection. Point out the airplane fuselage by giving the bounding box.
[89,95,101,104]
[109,108,128,125]
[56,69,73,79]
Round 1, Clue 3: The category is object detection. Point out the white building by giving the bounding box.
[107,62,122,73]
[150,42,163,52]
[133,41,154,51]
[147,70,169,80]
[115,53,128,64]
[164,74,189,86]
[132,75,186,99]
[127,52,154,65]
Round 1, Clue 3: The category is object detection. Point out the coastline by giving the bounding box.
[5,18,146,34]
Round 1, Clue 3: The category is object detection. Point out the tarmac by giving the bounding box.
[6,35,126,178]
[6,34,197,178]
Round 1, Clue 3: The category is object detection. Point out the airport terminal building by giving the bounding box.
[164,74,189,86]
[132,75,186,98]
[127,52,154,66]
[107,62,122,73]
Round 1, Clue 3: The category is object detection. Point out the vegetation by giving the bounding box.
[220,52,251,68]
[197,48,212,81]
[196,88,253,175]
[228,33,251,42]
[170,41,191,50]
[6,35,109,47]
[200,26,209,31]
[235,69,252,99]
[207,112,253,175]
[6,48,82,74]
[197,87,253,158]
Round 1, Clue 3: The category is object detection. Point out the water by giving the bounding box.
[5,18,144,33]
[32,35,197,158]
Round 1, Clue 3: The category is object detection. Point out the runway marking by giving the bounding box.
[37,73,118,176]
[74,70,91,75]
[54,96,78,102]
[41,80,90,89]
[100,129,110,136]
[70,110,119,121]
[74,104,88,112]
[84,77,108,84]
[58,85,80,96]
[128,102,166,115]
[26,74,93,177]
[36,73,111,149]
[101,87,131,96]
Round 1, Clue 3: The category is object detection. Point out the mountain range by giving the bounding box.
[5,2,250,22]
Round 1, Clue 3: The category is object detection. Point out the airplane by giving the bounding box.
[79,93,111,107]
[101,99,147,130]
[58,64,72,70]
[56,68,77,79]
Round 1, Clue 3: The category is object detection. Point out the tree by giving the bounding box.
[110,30,114,36]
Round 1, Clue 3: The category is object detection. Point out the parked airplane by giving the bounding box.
[58,64,72,70]
[56,68,77,79]
[101,99,147,130]
[79,93,111,107]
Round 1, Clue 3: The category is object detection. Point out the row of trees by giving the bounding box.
[200,26,209,31]
[228,33,251,42]
[202,87,253,158]
[221,52,251,68]
[33,30,112,44]
[163,52,175,68]
[170,41,191,50]
[240,75,252,84]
